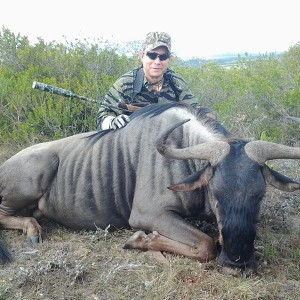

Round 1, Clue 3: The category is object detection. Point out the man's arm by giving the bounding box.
[97,76,129,129]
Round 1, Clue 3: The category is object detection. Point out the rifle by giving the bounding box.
[32,81,141,112]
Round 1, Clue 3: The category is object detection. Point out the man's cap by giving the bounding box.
[143,32,171,53]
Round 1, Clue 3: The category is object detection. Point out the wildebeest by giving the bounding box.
[0,103,299,272]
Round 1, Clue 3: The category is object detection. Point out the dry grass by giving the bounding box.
[0,145,299,300]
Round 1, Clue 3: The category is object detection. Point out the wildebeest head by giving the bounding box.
[157,119,300,273]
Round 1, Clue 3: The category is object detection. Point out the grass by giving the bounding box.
[0,145,299,300]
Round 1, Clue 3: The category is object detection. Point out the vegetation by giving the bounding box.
[0,27,299,299]
[0,26,299,146]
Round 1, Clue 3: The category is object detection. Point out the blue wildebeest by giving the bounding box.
[0,103,299,272]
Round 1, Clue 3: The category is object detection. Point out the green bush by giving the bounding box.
[0,27,299,145]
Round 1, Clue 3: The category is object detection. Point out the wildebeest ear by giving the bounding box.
[168,165,213,192]
[263,165,300,192]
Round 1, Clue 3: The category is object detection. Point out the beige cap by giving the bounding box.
[143,32,171,53]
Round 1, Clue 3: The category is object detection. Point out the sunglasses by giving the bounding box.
[146,52,170,61]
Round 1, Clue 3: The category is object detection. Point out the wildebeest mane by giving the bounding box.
[131,102,234,138]
[88,103,189,142]
[88,103,234,143]
[130,102,184,119]
[88,128,112,139]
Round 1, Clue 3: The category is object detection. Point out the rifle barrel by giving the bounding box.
[32,81,100,104]
[32,81,141,112]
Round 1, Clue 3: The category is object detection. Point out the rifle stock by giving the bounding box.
[32,81,141,112]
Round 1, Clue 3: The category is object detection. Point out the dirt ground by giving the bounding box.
[0,145,299,300]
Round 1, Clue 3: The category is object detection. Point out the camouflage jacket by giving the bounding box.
[96,67,198,129]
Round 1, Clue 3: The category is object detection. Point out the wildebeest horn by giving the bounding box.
[245,141,300,165]
[156,119,230,166]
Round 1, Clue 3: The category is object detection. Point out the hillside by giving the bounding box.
[178,52,283,68]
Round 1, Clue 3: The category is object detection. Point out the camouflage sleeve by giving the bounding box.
[96,78,129,129]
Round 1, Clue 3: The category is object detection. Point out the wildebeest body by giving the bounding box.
[0,106,210,230]
[0,103,299,271]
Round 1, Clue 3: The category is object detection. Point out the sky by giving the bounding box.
[1,0,299,59]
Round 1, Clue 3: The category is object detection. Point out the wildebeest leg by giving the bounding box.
[129,209,217,261]
[0,214,42,243]
[124,230,216,262]
[0,150,58,242]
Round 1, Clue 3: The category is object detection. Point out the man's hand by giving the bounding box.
[101,114,130,130]
[111,115,130,129]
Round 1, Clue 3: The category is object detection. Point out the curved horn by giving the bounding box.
[156,119,230,166]
[245,141,300,166]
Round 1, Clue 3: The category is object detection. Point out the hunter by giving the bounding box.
[97,31,203,130]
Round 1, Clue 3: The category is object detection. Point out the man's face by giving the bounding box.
[140,46,170,81]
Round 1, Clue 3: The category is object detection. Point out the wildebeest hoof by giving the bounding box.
[29,235,42,244]
[123,230,147,249]
[220,265,256,277]
[220,265,241,277]
[242,267,256,278]
[146,250,169,265]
